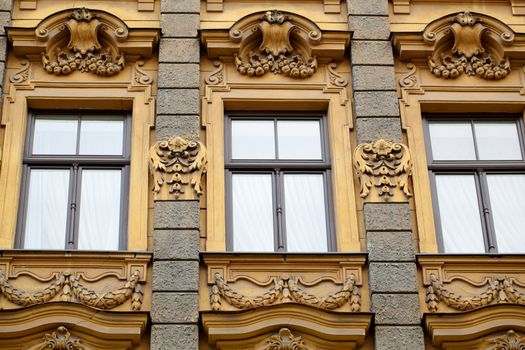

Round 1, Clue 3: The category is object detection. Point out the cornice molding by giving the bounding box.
[424,304,525,348]
[202,303,372,350]
[0,303,148,350]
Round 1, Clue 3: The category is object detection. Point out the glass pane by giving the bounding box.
[277,120,322,160]
[474,122,522,160]
[78,170,122,250]
[434,175,485,253]
[284,174,328,252]
[232,174,274,251]
[24,169,69,249]
[487,175,525,253]
[79,116,124,155]
[32,117,78,155]
[231,120,275,159]
[428,122,476,160]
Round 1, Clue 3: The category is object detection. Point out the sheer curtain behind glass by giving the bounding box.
[78,170,122,250]
[232,174,274,252]
[284,174,327,252]
[24,169,70,249]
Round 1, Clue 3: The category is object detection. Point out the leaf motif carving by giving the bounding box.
[149,136,208,199]
[353,139,412,201]
[210,273,360,311]
[426,273,525,312]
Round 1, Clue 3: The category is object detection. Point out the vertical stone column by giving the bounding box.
[151,1,201,350]
[347,1,425,348]
[0,0,12,91]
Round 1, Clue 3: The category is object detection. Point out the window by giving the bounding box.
[16,111,130,250]
[225,113,334,252]
[425,115,525,253]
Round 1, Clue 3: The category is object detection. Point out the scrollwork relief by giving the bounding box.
[205,60,224,85]
[426,273,525,312]
[39,8,126,76]
[232,10,319,79]
[210,272,360,311]
[265,328,308,350]
[10,59,31,84]
[327,62,348,87]
[0,269,143,310]
[33,326,87,350]
[134,60,153,85]
[426,11,511,80]
[149,136,208,200]
[353,139,412,201]
[487,330,525,350]
[399,63,417,88]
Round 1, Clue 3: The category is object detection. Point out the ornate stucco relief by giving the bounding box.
[31,326,87,350]
[39,8,126,76]
[210,272,360,311]
[0,269,143,310]
[354,139,412,201]
[487,330,525,350]
[149,136,208,200]
[232,10,318,79]
[264,328,308,350]
[425,11,512,80]
[426,273,525,313]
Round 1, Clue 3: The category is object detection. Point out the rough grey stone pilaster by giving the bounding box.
[367,231,415,262]
[0,3,11,95]
[347,0,424,347]
[151,325,199,350]
[356,118,403,144]
[375,327,425,350]
[152,2,201,348]
[363,203,411,232]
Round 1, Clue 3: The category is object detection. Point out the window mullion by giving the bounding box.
[477,170,498,252]
[66,164,80,249]
[274,169,286,252]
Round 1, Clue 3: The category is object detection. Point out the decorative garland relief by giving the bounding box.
[210,272,360,311]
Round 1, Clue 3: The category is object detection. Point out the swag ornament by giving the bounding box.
[232,10,319,79]
[38,8,126,76]
[425,11,512,80]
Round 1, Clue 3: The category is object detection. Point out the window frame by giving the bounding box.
[15,110,132,250]
[423,114,525,253]
[224,112,336,252]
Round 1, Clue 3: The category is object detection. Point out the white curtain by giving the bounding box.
[232,174,274,251]
[284,174,328,252]
[487,175,525,252]
[78,170,121,250]
[24,169,69,249]
[435,175,485,253]
[79,118,124,155]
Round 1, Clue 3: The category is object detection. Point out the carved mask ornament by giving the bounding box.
[149,136,208,200]
[35,326,87,350]
[39,8,126,76]
[353,139,412,201]
[265,328,308,350]
[233,10,318,79]
[488,330,525,350]
[427,11,511,80]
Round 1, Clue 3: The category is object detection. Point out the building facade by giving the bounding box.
[0,0,524,349]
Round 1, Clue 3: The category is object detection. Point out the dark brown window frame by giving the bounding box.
[224,112,336,252]
[423,113,525,253]
[15,110,131,250]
